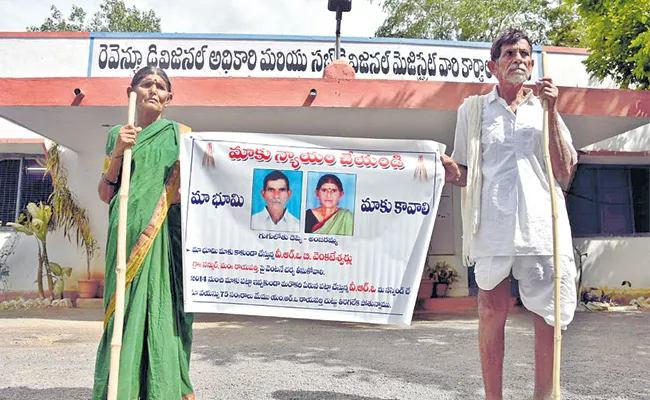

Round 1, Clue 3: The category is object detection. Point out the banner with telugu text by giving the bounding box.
[180,132,445,325]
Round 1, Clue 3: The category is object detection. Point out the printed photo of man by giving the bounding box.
[250,170,300,232]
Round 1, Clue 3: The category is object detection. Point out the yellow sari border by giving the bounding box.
[103,162,181,329]
[178,123,192,136]
[102,155,111,174]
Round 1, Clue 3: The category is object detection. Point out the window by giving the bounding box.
[567,164,650,237]
[0,157,53,226]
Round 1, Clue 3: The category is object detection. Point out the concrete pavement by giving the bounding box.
[0,307,648,399]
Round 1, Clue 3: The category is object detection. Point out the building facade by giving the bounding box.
[0,32,648,305]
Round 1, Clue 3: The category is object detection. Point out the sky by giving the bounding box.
[0,0,387,37]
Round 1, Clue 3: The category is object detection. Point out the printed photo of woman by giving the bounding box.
[304,173,355,236]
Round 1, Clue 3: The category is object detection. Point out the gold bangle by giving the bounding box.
[110,150,123,159]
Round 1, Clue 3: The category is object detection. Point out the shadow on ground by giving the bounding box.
[190,309,502,397]
[190,309,650,400]
[272,390,397,400]
[0,307,103,322]
[0,387,92,400]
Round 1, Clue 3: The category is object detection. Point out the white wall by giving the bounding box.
[0,117,43,140]
[573,237,650,290]
[544,52,619,89]
[427,184,468,297]
[581,124,650,153]
[0,38,89,78]
[0,145,108,293]
[56,147,110,286]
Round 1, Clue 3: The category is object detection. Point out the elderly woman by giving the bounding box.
[304,174,354,236]
[94,66,195,400]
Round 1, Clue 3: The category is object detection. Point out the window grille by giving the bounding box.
[0,157,53,226]
[567,164,650,236]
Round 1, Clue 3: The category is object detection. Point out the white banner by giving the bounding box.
[90,38,540,83]
[180,132,445,325]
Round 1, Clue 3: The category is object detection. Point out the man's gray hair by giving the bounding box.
[490,28,533,62]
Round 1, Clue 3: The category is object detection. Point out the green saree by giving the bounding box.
[93,119,195,400]
[315,209,354,235]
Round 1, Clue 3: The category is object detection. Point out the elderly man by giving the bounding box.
[251,169,300,232]
[441,29,577,400]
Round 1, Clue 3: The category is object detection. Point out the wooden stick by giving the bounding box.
[107,90,137,400]
[540,51,562,400]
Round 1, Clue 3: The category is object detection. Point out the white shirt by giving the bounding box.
[251,206,300,232]
[451,87,577,257]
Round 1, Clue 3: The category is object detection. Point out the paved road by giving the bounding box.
[0,307,648,399]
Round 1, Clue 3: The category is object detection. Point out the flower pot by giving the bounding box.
[77,279,100,298]
[434,283,449,298]
[418,279,435,299]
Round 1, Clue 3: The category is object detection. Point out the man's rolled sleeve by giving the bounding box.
[557,113,577,166]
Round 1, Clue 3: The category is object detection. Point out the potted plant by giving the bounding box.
[432,261,460,298]
[418,258,436,299]
[50,261,73,299]
[76,224,100,298]
[46,143,100,298]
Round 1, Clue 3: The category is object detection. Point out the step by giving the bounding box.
[75,298,104,309]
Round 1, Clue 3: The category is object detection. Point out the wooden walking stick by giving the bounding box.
[540,52,563,400]
[107,90,137,400]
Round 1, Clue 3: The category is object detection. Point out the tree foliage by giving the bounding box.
[372,0,573,45]
[571,0,650,90]
[546,2,587,48]
[27,0,161,32]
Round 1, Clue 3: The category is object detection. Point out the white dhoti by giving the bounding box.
[474,255,577,329]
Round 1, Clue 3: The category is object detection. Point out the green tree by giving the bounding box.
[27,0,161,32]
[571,0,650,90]
[546,2,587,48]
[372,0,575,45]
